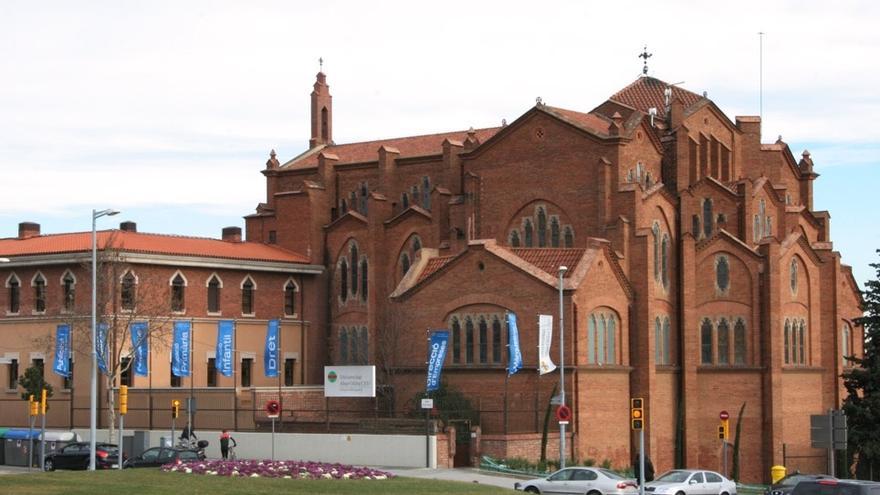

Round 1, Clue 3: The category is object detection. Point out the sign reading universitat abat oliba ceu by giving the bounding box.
[323,366,376,397]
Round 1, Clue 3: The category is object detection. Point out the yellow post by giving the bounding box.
[29,395,38,416]
[119,385,128,415]
[40,389,47,415]
[771,465,787,484]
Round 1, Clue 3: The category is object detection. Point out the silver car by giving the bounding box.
[645,470,737,495]
[515,467,640,495]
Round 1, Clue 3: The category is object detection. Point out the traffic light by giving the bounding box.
[40,388,47,415]
[172,399,180,419]
[29,395,38,416]
[631,398,644,430]
[119,385,128,415]
[718,419,729,440]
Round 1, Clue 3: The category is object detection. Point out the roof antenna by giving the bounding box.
[758,32,764,121]
[319,57,324,72]
[638,45,652,76]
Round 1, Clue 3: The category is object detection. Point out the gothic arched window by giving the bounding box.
[734,319,746,364]
[842,323,852,366]
[662,316,671,365]
[702,198,713,238]
[33,273,46,313]
[492,316,502,363]
[170,273,186,312]
[537,207,547,247]
[661,234,670,288]
[360,259,368,301]
[121,271,136,310]
[564,227,574,248]
[284,280,297,316]
[7,274,20,313]
[655,317,663,363]
[693,215,701,238]
[524,219,534,247]
[784,319,791,364]
[207,275,221,313]
[339,259,348,302]
[587,315,597,364]
[349,327,359,365]
[652,222,660,281]
[400,253,410,277]
[340,327,349,364]
[701,319,714,364]
[62,271,76,312]
[607,315,616,364]
[359,183,368,214]
[451,317,461,364]
[412,236,422,253]
[597,315,607,365]
[350,244,359,296]
[241,277,255,315]
[465,317,474,364]
[717,318,730,364]
[478,316,488,364]
[790,258,798,295]
[550,217,560,247]
[422,176,431,210]
[716,255,730,293]
[402,192,409,209]
[510,230,521,247]
[798,319,807,365]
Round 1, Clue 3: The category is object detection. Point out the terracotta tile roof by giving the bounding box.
[609,76,703,114]
[508,248,586,278]
[284,127,501,170]
[416,255,456,284]
[541,106,610,135]
[0,230,309,264]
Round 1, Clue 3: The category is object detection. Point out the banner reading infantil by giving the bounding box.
[264,319,279,378]
[507,313,523,376]
[130,321,149,377]
[172,320,191,377]
[53,324,70,377]
[216,320,234,377]
[426,330,449,392]
[538,314,556,374]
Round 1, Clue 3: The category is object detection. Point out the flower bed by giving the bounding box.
[162,459,394,480]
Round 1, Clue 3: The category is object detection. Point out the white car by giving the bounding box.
[646,470,737,495]
[515,466,639,495]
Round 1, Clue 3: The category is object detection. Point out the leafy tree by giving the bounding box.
[540,383,558,464]
[842,250,880,479]
[18,365,53,411]
[408,382,479,442]
[731,402,746,481]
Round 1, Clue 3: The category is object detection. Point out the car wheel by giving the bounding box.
[44,459,55,471]
[588,490,602,495]
[722,492,729,495]
[525,487,540,494]
[676,491,685,495]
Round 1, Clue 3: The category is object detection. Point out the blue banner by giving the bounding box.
[216,320,234,377]
[130,321,149,377]
[53,324,71,377]
[172,321,191,377]
[264,319,279,377]
[426,330,449,392]
[97,322,109,375]
[507,313,523,376]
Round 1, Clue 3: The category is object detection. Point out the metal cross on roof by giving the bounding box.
[639,46,652,75]
[319,57,323,71]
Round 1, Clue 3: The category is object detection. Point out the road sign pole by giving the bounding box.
[28,414,34,471]
[271,417,276,461]
[40,409,46,471]
[639,428,645,495]
[828,409,835,477]
[119,413,124,470]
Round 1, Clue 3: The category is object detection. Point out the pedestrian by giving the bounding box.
[632,454,655,482]
[220,429,237,460]
[179,425,197,447]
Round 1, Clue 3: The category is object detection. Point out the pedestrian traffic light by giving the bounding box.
[172,399,180,419]
[29,395,38,416]
[631,398,644,430]
[40,388,47,415]
[119,385,128,415]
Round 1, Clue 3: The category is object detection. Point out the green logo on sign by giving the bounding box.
[327,370,338,383]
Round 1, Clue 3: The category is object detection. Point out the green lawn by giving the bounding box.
[0,469,512,494]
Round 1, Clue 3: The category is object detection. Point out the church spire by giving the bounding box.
[310,59,333,148]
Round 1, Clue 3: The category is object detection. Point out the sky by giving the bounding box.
[0,0,878,287]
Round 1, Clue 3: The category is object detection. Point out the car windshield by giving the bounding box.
[97,445,119,454]
[782,475,812,486]
[600,469,626,480]
[656,471,692,483]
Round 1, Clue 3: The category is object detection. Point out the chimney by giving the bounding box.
[119,221,137,232]
[18,222,40,239]
[222,227,242,242]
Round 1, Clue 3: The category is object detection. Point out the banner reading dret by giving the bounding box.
[426,330,449,392]
[264,319,279,377]
[538,314,556,374]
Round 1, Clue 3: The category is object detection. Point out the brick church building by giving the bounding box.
[0,70,864,481]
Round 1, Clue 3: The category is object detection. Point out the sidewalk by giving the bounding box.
[387,466,522,490]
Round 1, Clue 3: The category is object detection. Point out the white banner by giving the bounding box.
[538,314,556,374]
[324,365,376,397]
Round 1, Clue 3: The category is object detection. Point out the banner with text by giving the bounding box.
[130,321,149,376]
[324,365,376,397]
[53,324,70,377]
[264,319,279,377]
[426,330,449,392]
[216,320,234,377]
[507,313,523,376]
[97,322,109,375]
[172,320,191,377]
[538,314,556,375]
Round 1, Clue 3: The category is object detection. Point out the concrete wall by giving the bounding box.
[71,428,437,468]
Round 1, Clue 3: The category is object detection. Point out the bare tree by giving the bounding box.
[375,302,408,416]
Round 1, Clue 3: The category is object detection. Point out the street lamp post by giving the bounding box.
[90,208,119,471]
[558,265,568,469]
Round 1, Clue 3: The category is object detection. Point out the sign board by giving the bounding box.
[811,410,848,450]
[323,366,376,397]
[550,394,564,406]
[421,398,434,409]
[265,400,281,418]
[720,410,729,420]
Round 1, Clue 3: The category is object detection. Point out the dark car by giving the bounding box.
[123,447,201,468]
[44,442,122,471]
[766,474,837,495]
[791,479,880,495]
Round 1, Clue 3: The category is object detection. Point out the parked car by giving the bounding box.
[765,473,836,495]
[44,442,122,471]
[514,466,639,494]
[791,479,880,495]
[123,447,201,468]
[645,470,737,495]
